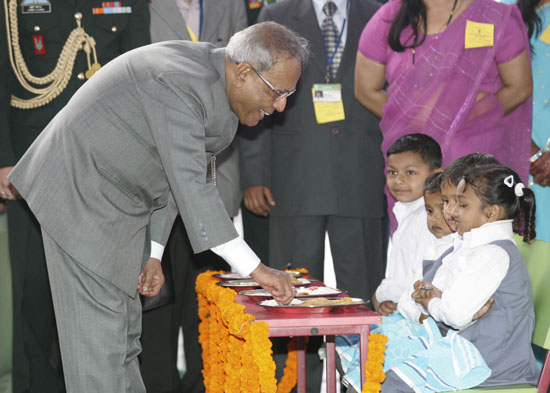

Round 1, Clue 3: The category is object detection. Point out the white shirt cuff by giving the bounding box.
[150,241,165,261]
[211,236,261,277]
[427,297,443,320]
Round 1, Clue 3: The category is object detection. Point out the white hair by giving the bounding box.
[226,21,309,72]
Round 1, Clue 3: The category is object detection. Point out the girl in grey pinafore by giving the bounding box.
[460,239,539,385]
[451,165,540,386]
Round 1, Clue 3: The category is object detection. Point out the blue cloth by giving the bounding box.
[497,0,550,242]
[530,4,550,242]
[336,314,491,392]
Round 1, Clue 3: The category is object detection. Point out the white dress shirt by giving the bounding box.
[398,232,455,323]
[151,235,260,277]
[427,220,513,330]
[375,197,436,303]
[312,0,349,47]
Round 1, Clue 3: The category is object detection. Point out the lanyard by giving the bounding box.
[185,0,203,42]
[320,0,349,81]
[199,0,203,39]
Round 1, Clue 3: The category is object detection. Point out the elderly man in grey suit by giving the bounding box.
[141,1,247,392]
[240,1,387,391]
[8,22,308,393]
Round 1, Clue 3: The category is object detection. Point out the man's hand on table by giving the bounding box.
[250,263,294,305]
[138,257,165,297]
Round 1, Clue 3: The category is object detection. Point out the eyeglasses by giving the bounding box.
[249,64,296,102]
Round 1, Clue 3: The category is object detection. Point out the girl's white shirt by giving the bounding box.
[427,220,514,329]
[398,232,456,322]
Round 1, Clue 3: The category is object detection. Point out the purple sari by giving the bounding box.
[360,0,532,228]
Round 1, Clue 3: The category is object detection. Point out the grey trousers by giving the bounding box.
[42,229,145,393]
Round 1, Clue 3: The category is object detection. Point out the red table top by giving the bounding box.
[236,294,381,328]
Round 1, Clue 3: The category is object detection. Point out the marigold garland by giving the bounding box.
[196,270,301,393]
[362,333,388,393]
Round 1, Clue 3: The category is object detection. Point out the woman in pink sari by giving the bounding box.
[355,0,533,223]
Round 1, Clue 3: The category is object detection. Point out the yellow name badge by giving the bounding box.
[540,24,550,45]
[464,20,494,49]
[312,83,345,124]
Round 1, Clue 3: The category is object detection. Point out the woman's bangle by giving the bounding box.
[531,149,544,163]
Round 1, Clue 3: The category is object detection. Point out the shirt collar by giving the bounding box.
[311,0,348,21]
[393,197,425,224]
[462,220,515,248]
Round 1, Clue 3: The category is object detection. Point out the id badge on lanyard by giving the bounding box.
[312,84,345,124]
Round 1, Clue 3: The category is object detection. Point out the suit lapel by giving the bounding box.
[151,0,191,40]
[293,0,327,78]
[202,0,223,42]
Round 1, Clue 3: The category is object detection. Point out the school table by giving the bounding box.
[236,293,381,393]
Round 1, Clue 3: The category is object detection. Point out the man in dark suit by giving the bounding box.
[140,1,247,392]
[0,2,150,392]
[239,1,388,391]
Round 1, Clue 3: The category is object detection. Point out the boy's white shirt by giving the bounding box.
[397,232,455,323]
[375,197,436,303]
[427,220,513,329]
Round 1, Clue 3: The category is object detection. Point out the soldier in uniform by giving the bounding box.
[0,1,150,392]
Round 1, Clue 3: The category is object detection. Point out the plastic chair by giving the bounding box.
[455,236,550,393]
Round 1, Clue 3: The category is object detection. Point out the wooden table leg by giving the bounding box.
[326,335,336,393]
[297,336,307,393]
[359,325,371,388]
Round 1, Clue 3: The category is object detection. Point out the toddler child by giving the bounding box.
[373,134,442,315]
[397,171,454,323]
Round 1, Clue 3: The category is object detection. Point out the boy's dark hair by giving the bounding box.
[387,133,442,170]
[424,171,443,194]
[463,164,536,243]
[441,153,501,186]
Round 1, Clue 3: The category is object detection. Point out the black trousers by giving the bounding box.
[241,204,270,263]
[140,217,229,393]
[8,200,65,393]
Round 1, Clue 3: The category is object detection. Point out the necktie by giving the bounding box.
[321,1,343,80]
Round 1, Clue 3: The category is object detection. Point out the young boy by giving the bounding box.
[397,171,454,323]
[373,134,442,315]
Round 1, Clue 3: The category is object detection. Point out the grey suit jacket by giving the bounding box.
[149,0,247,216]
[239,0,386,219]
[9,42,239,296]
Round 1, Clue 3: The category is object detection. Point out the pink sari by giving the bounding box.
[377,0,532,228]
[381,0,531,176]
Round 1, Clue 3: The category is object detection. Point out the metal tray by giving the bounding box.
[257,297,370,314]
[241,286,344,302]
[217,278,313,293]
[213,271,305,281]
[213,272,251,280]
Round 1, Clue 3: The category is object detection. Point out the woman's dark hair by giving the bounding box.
[463,164,536,243]
[517,0,542,40]
[387,133,442,170]
[441,153,501,186]
[388,0,427,52]
[424,171,443,194]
